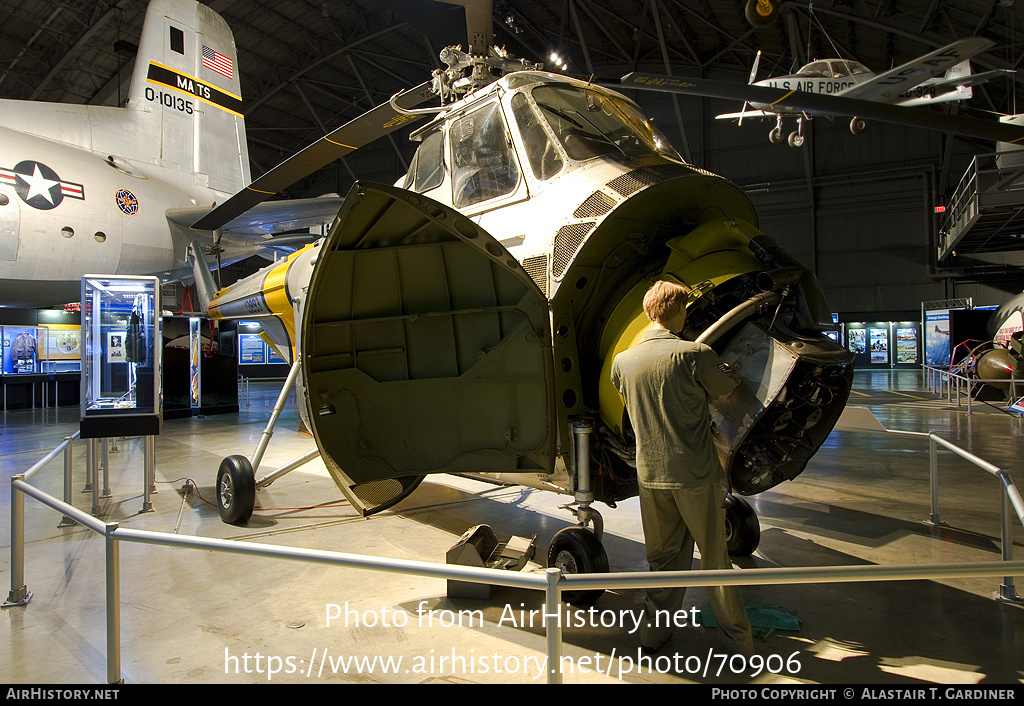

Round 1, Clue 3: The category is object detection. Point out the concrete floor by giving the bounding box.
[1,369,1022,685]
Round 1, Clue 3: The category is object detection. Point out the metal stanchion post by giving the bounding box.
[59,435,76,527]
[90,438,100,516]
[928,434,942,525]
[83,437,93,493]
[545,567,562,685]
[105,523,122,683]
[101,438,111,499]
[149,436,157,494]
[998,483,1022,604]
[141,437,155,513]
[3,475,31,608]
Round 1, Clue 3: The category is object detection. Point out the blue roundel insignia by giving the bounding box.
[10,161,64,210]
[115,189,139,216]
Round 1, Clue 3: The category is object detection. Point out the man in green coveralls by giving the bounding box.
[611,280,754,656]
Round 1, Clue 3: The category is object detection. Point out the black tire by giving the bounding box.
[724,494,760,557]
[217,455,256,525]
[745,0,780,27]
[546,526,610,606]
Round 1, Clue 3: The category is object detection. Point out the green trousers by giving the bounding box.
[638,481,754,655]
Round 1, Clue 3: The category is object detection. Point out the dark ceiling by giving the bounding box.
[3,0,1024,196]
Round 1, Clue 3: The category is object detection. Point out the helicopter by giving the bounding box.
[186,0,855,602]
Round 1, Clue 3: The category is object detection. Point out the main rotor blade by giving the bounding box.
[191,81,437,232]
[618,72,1024,144]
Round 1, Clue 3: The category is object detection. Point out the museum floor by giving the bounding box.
[1,369,1022,685]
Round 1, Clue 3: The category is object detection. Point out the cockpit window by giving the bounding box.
[405,129,444,193]
[830,61,851,78]
[511,92,563,180]
[531,85,680,163]
[451,102,521,208]
[800,61,831,77]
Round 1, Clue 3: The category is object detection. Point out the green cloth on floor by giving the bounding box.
[699,601,800,638]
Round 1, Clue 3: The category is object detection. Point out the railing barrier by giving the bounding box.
[5,408,1024,684]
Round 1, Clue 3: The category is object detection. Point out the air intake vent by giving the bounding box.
[573,191,616,219]
[607,169,660,197]
[607,164,717,197]
[522,255,549,296]
[552,222,595,278]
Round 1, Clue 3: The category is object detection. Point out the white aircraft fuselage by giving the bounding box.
[751,59,975,114]
[0,0,251,307]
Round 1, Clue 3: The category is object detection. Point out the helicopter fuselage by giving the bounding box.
[193,70,853,517]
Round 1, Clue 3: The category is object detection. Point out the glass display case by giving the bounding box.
[80,275,162,438]
[2,326,46,374]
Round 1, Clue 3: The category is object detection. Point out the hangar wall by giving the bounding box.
[629,85,1019,318]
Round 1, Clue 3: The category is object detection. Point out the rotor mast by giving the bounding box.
[429,0,541,104]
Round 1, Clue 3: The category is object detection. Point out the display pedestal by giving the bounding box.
[80,413,161,439]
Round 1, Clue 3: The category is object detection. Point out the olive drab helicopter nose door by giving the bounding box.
[300,182,556,516]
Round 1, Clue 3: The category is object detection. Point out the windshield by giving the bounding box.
[450,101,521,208]
[404,129,444,193]
[531,85,680,163]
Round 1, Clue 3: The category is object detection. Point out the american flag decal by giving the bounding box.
[202,45,233,79]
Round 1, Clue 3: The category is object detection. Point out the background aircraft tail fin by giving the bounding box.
[944,60,973,81]
[945,60,974,100]
[127,0,249,195]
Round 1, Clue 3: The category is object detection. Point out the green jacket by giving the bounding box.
[611,328,738,489]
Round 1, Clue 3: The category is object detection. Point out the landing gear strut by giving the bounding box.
[215,358,322,525]
[788,116,806,147]
[548,419,609,605]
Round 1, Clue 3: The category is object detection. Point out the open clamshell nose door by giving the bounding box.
[301,183,555,516]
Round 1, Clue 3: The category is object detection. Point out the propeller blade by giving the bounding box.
[739,51,761,126]
[191,81,437,232]
[748,50,761,84]
[618,72,1024,144]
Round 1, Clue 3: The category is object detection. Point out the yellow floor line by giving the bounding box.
[886,390,929,400]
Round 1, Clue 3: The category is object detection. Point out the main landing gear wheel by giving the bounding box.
[769,127,784,144]
[850,117,867,134]
[547,526,609,606]
[788,131,805,148]
[217,455,256,525]
[724,494,760,557]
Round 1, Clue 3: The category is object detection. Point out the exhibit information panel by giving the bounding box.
[80,275,162,438]
[845,320,921,369]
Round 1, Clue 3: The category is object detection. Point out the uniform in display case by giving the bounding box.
[80,275,162,438]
